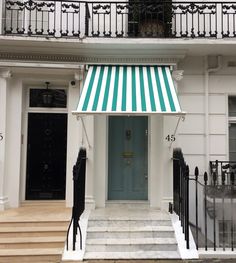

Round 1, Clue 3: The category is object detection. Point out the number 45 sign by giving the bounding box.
[0,133,3,141]
[165,134,176,142]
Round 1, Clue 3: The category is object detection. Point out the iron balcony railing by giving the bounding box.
[3,0,236,39]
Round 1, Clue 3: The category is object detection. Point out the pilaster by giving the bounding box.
[0,1,4,35]
[149,115,164,209]
[84,116,95,210]
[0,69,11,210]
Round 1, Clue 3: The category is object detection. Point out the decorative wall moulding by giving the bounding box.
[0,68,12,78]
[0,52,180,65]
[172,70,184,81]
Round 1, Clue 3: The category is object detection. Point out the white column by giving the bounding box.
[0,70,11,210]
[5,77,22,208]
[85,115,95,209]
[66,81,82,207]
[149,115,164,208]
[94,116,107,208]
[0,0,4,35]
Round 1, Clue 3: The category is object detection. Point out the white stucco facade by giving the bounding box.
[0,53,236,212]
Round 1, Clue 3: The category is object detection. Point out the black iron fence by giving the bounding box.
[173,148,190,249]
[66,147,87,251]
[210,160,236,187]
[191,164,236,251]
[3,0,236,38]
[174,154,236,251]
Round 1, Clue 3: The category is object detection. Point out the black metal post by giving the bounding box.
[195,166,199,250]
[182,163,186,234]
[85,2,89,36]
[231,172,234,251]
[204,172,208,251]
[186,165,190,249]
[181,163,184,230]
[222,171,225,251]
[213,171,217,251]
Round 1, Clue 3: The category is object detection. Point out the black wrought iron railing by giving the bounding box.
[173,148,190,249]
[66,147,87,251]
[173,151,236,251]
[3,0,236,38]
[210,160,236,185]
[191,165,236,251]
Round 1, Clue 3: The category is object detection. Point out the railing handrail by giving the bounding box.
[66,147,87,251]
[173,148,190,249]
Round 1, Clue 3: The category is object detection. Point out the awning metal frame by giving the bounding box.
[77,116,92,149]
[169,115,185,149]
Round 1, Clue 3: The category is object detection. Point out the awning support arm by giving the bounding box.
[77,116,92,149]
[169,115,185,149]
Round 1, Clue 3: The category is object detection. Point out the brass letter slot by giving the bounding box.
[122,151,134,158]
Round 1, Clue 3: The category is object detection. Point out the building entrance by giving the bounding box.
[26,113,67,200]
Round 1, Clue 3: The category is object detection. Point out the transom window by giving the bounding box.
[29,89,67,108]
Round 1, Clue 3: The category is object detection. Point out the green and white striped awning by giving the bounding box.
[73,65,183,115]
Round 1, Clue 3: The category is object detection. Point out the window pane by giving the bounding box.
[29,89,67,108]
[229,97,236,117]
[229,123,236,161]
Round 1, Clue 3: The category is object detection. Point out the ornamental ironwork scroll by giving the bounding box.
[5,0,55,36]
[3,1,236,39]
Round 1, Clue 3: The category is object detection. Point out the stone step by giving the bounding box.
[88,219,172,227]
[0,255,61,263]
[0,248,63,257]
[86,237,177,252]
[20,201,65,207]
[105,202,150,209]
[87,225,175,239]
[0,236,66,249]
[0,225,68,233]
[84,251,180,260]
[0,230,66,238]
[0,221,69,227]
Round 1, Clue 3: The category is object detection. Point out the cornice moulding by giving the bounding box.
[0,52,180,65]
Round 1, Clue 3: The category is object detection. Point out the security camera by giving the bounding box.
[71,80,76,86]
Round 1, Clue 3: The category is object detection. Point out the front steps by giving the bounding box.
[0,202,70,263]
[83,206,180,259]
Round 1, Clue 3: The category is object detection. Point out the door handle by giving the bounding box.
[144,174,148,180]
[122,152,134,158]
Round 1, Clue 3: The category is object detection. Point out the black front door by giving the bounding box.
[26,113,67,200]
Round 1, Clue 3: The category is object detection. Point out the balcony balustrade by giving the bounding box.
[2,0,236,39]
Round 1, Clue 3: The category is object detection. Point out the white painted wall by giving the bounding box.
[177,55,236,232]
[177,56,232,174]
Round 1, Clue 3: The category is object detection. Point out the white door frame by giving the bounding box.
[20,86,68,202]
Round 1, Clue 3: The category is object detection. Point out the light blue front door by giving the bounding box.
[108,116,148,200]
